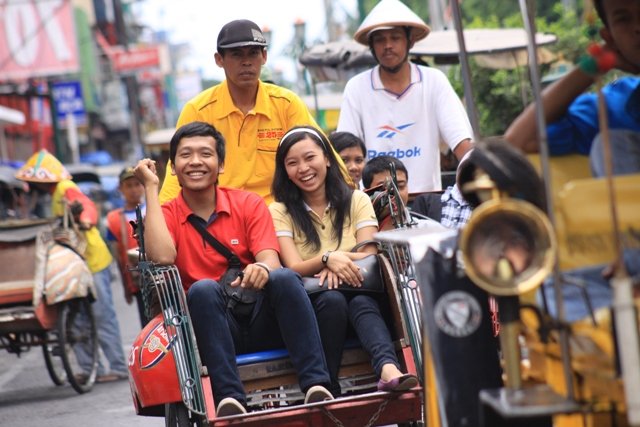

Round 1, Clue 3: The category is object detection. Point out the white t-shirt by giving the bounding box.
[337,63,473,193]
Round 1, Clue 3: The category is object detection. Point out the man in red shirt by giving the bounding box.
[134,121,332,417]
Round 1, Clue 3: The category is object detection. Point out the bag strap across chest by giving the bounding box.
[187,216,241,268]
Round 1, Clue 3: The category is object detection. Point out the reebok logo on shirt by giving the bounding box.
[375,123,414,139]
[368,147,422,159]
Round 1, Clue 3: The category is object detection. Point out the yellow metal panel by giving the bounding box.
[556,174,640,270]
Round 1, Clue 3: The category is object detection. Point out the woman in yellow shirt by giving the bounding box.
[269,126,418,396]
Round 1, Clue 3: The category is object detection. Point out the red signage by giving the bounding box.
[112,46,160,72]
[95,30,160,73]
[0,0,79,80]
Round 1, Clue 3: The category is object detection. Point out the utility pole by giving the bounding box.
[293,19,311,96]
[323,0,339,41]
[113,0,143,160]
[428,0,446,31]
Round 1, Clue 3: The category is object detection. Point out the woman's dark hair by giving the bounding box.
[169,121,226,166]
[272,126,353,252]
[330,131,367,158]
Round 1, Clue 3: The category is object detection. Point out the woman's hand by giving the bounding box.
[326,251,364,287]
[316,268,340,289]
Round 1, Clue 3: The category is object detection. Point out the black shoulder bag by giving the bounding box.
[302,241,386,295]
[302,253,385,295]
[187,216,258,319]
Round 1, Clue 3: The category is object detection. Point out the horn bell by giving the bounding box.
[460,199,556,296]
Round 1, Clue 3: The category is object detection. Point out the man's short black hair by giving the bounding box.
[362,155,408,189]
[169,121,226,166]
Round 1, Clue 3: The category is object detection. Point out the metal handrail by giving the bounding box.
[134,205,206,416]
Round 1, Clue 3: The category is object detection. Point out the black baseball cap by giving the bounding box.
[217,19,267,51]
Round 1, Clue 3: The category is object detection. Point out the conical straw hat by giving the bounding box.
[354,0,430,45]
[15,149,72,183]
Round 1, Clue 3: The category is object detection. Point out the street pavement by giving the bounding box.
[0,265,160,427]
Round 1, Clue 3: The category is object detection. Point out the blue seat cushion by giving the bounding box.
[235,338,362,366]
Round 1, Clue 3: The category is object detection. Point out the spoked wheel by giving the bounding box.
[58,298,99,394]
[42,330,66,386]
[165,403,204,427]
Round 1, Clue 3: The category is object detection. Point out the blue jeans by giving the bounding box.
[76,265,127,375]
[187,268,331,406]
[540,249,640,322]
[312,291,399,396]
[590,130,640,177]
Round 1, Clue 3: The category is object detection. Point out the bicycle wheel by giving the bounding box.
[58,298,99,394]
[42,330,66,386]
[165,402,203,427]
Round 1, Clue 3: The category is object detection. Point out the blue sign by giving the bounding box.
[51,81,86,125]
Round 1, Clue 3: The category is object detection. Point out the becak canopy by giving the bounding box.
[15,149,72,183]
[354,0,430,45]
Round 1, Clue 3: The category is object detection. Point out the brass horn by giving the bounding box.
[460,198,556,297]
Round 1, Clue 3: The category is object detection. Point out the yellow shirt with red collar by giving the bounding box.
[161,186,280,290]
[52,179,113,273]
[159,80,318,205]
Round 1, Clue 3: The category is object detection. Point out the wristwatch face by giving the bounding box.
[322,252,329,264]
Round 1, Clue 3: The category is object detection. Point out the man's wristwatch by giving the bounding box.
[321,251,332,265]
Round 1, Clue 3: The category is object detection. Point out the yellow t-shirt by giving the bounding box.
[52,180,112,273]
[159,80,351,205]
[269,190,378,260]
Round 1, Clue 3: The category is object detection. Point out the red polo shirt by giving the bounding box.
[162,186,280,289]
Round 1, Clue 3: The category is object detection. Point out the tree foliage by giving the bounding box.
[358,0,584,27]
[448,5,592,136]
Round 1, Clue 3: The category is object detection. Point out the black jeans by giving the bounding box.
[312,291,399,396]
[187,268,331,405]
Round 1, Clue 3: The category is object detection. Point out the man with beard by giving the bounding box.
[337,0,474,194]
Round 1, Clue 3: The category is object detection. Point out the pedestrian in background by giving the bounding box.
[16,149,128,383]
[106,166,147,327]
